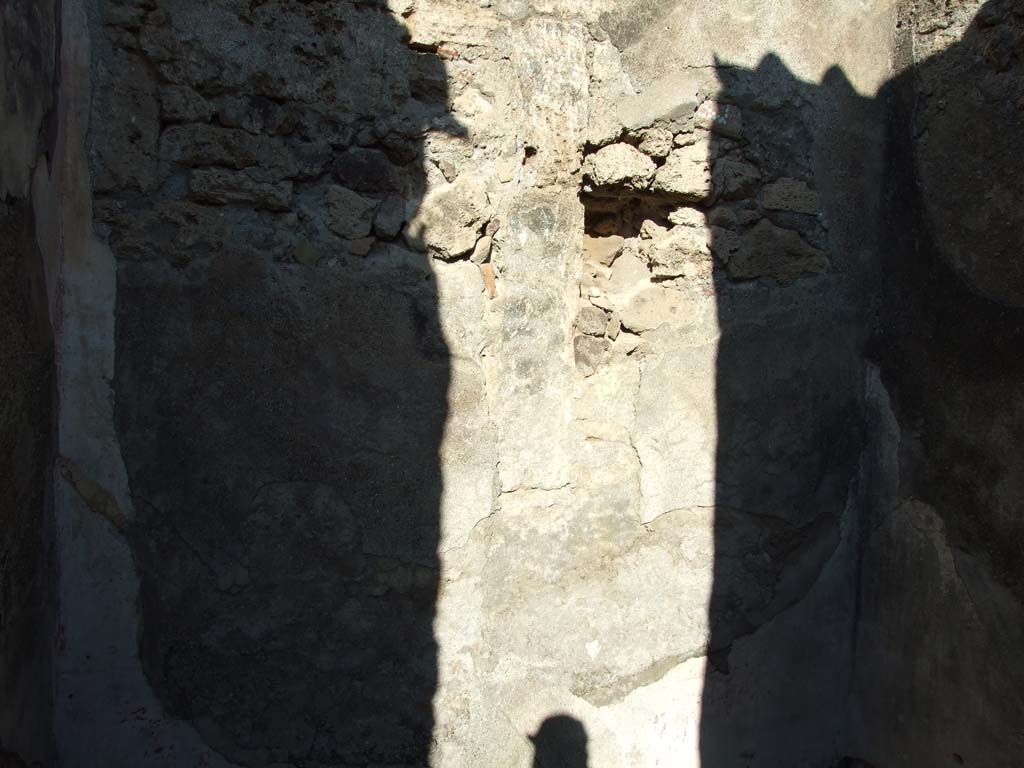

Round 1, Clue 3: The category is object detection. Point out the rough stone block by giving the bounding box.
[349,236,375,256]
[616,72,700,132]
[583,143,656,189]
[652,143,713,201]
[646,225,713,280]
[695,100,743,139]
[726,219,829,281]
[621,287,696,333]
[668,207,706,228]
[707,206,738,228]
[327,185,380,239]
[583,234,625,266]
[160,124,298,178]
[708,226,743,264]
[638,127,674,159]
[406,176,489,260]
[576,305,609,336]
[189,168,293,211]
[713,157,761,200]
[603,250,652,303]
[762,177,821,214]
[374,193,407,239]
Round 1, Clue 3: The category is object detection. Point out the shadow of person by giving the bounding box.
[90,2,463,765]
[702,1,1024,766]
[700,50,876,767]
[530,715,589,768]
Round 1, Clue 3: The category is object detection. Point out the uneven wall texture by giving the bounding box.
[8,0,1022,767]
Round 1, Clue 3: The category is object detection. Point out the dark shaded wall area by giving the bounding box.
[87,0,455,763]
[700,55,883,767]
[853,1,1024,763]
[0,1,57,764]
[701,2,1024,766]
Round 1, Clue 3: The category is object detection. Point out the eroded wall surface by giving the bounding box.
[34,0,1024,767]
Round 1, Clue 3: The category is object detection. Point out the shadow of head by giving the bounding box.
[530,715,589,768]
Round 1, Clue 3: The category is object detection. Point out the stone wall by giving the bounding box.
[0,1,57,763]
[848,2,1024,765]
[9,0,1023,766]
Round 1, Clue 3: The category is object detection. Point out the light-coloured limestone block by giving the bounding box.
[652,141,713,200]
[407,176,490,260]
[583,142,656,189]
